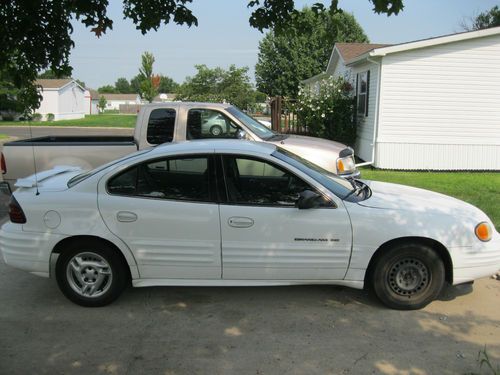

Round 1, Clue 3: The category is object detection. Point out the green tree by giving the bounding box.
[461,6,500,30]
[97,85,116,93]
[130,74,142,94]
[177,65,255,109]
[38,69,69,79]
[115,77,132,93]
[158,75,179,93]
[97,95,107,113]
[138,52,160,102]
[255,8,368,97]
[0,0,403,113]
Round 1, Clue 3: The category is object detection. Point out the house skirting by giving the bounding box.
[374,142,500,170]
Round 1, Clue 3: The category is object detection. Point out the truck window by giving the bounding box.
[186,109,241,140]
[147,108,176,145]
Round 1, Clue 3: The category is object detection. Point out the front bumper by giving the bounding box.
[451,233,500,285]
[0,222,64,277]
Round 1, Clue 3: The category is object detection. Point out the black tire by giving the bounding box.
[371,243,445,310]
[210,125,223,136]
[55,239,128,307]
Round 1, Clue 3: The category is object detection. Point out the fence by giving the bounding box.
[269,96,309,135]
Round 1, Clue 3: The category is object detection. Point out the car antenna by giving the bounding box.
[28,115,40,196]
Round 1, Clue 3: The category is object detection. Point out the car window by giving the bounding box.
[108,156,212,202]
[222,156,325,207]
[147,108,176,145]
[186,109,241,140]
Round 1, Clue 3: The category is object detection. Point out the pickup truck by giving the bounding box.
[0,102,359,192]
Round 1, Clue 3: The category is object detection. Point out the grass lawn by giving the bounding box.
[0,134,9,139]
[0,114,137,128]
[361,168,500,231]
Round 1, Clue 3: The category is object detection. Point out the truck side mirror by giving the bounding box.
[236,129,247,139]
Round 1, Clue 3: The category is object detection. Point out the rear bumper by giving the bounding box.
[0,181,12,196]
[0,222,64,277]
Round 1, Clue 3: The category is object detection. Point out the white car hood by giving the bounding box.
[358,180,487,221]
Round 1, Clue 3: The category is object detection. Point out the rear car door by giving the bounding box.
[98,154,222,279]
[218,154,352,280]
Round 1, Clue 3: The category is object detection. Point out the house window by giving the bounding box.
[357,71,370,117]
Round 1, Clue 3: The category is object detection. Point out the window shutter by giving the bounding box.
[365,70,370,117]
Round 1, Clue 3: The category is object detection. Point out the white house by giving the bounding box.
[83,89,100,115]
[304,27,500,171]
[36,79,86,121]
[101,93,141,110]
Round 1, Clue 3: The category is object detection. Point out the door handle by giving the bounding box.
[117,211,138,223]
[228,216,254,228]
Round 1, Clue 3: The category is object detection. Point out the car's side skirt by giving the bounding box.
[132,279,364,289]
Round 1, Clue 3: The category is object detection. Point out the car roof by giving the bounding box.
[149,139,277,156]
[141,102,232,109]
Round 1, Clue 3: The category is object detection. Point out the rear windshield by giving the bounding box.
[67,149,152,188]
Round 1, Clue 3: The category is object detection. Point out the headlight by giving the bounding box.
[336,155,356,175]
[475,222,492,242]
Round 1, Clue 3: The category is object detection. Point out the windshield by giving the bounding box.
[226,106,276,140]
[67,148,152,188]
[273,147,355,199]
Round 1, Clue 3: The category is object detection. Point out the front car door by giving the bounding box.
[218,154,353,280]
[98,153,221,279]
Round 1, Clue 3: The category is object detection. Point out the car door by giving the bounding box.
[98,154,221,279]
[218,154,352,280]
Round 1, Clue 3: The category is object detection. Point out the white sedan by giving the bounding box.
[1,140,499,309]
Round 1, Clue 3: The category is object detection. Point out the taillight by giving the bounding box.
[9,196,26,224]
[1,152,6,174]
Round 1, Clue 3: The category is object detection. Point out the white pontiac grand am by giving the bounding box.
[1,140,499,309]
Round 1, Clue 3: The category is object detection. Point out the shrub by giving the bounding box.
[32,113,42,122]
[295,76,357,146]
[46,113,55,121]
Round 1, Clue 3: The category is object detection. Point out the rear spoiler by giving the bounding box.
[15,166,82,188]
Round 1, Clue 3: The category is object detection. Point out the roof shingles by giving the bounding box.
[335,43,391,62]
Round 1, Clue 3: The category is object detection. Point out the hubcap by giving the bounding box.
[211,126,222,136]
[388,258,429,297]
[66,252,112,298]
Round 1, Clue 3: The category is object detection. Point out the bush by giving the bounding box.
[295,76,357,146]
[32,113,42,122]
[46,113,55,121]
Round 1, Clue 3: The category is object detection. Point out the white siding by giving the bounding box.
[57,83,85,120]
[37,91,58,118]
[351,61,379,162]
[376,34,500,170]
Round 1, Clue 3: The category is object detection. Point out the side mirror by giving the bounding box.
[236,129,247,139]
[296,190,322,209]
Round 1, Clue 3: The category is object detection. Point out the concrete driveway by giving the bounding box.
[0,254,499,375]
[0,127,499,375]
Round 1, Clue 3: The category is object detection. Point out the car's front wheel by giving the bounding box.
[55,240,128,307]
[371,243,445,310]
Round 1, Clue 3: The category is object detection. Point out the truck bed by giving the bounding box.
[6,135,135,146]
[2,136,138,186]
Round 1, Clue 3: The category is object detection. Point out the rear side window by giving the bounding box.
[186,109,241,140]
[147,108,176,145]
[107,156,212,202]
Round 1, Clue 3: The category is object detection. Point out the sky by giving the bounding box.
[69,0,500,89]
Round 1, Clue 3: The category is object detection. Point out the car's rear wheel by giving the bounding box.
[371,243,445,310]
[210,125,223,136]
[55,240,128,307]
